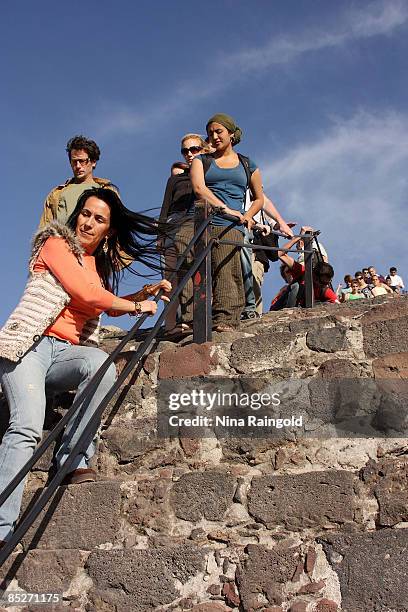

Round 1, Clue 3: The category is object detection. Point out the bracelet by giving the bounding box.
[129,301,143,317]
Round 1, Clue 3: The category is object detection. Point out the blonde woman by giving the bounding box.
[159,134,210,332]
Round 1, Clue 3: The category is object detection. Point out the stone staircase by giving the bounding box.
[1,295,408,612]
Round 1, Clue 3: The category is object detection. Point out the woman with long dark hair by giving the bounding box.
[0,188,170,545]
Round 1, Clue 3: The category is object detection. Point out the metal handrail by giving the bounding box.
[0,204,317,565]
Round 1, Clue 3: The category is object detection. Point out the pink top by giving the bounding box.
[33,236,115,344]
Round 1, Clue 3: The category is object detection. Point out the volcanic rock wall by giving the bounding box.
[1,295,408,612]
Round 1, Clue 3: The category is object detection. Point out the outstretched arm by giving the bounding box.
[37,237,162,317]
[262,194,294,238]
[242,168,263,230]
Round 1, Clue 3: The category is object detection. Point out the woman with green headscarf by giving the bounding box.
[187,113,264,332]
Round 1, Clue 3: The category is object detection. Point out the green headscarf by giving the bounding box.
[206,113,242,146]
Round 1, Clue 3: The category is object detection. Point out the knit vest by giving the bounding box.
[0,222,101,362]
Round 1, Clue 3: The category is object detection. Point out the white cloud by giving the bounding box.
[95,0,408,138]
[223,0,408,72]
[261,111,408,276]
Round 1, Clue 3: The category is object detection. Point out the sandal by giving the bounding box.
[213,324,235,333]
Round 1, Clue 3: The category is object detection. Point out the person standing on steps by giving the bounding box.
[190,113,264,332]
[39,135,119,227]
[0,187,171,546]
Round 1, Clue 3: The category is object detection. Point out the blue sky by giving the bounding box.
[1,0,407,327]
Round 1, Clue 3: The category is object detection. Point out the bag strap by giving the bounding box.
[202,153,252,187]
[201,153,212,176]
[237,153,252,189]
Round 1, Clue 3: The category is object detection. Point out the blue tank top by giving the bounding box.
[198,154,258,227]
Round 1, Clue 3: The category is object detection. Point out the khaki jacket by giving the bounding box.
[39,177,119,228]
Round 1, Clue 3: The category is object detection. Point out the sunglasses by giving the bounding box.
[181,146,202,155]
[71,157,90,166]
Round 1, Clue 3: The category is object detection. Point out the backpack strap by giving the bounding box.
[201,154,213,176]
[237,153,252,189]
[201,153,252,188]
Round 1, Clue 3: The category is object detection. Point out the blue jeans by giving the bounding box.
[0,336,116,541]
[241,227,256,313]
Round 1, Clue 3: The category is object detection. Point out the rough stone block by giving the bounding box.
[305,547,317,574]
[1,549,84,593]
[171,471,235,522]
[127,476,173,533]
[361,297,408,326]
[297,579,325,594]
[308,369,379,435]
[191,604,230,612]
[230,330,294,373]
[222,581,240,606]
[317,359,360,379]
[158,343,217,379]
[320,528,408,612]
[315,599,339,612]
[236,544,300,609]
[289,316,330,335]
[248,471,355,529]
[105,382,143,420]
[306,327,347,353]
[361,456,408,526]
[101,419,160,463]
[86,545,205,612]
[363,314,408,358]
[289,602,308,612]
[21,481,122,550]
[372,352,408,380]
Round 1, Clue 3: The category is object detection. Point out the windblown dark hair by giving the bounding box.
[67,188,169,294]
[314,261,334,280]
[66,135,101,162]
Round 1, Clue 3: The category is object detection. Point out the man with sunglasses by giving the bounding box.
[39,135,118,227]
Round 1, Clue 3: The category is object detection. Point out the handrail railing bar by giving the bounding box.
[216,239,313,254]
[0,239,214,566]
[0,206,319,563]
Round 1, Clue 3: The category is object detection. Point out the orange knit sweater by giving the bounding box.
[33,237,115,344]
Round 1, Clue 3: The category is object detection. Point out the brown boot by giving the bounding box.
[61,468,96,485]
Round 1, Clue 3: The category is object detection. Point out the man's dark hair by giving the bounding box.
[314,261,334,280]
[390,267,397,272]
[279,263,290,280]
[171,161,189,172]
[66,135,101,162]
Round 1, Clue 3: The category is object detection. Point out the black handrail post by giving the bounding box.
[193,200,212,344]
[303,231,314,308]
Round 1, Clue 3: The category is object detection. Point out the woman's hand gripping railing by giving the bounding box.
[0,219,214,565]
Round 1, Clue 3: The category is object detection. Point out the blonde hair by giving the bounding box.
[180,133,211,153]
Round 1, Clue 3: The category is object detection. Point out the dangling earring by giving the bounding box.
[230,134,235,145]
[103,236,109,254]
